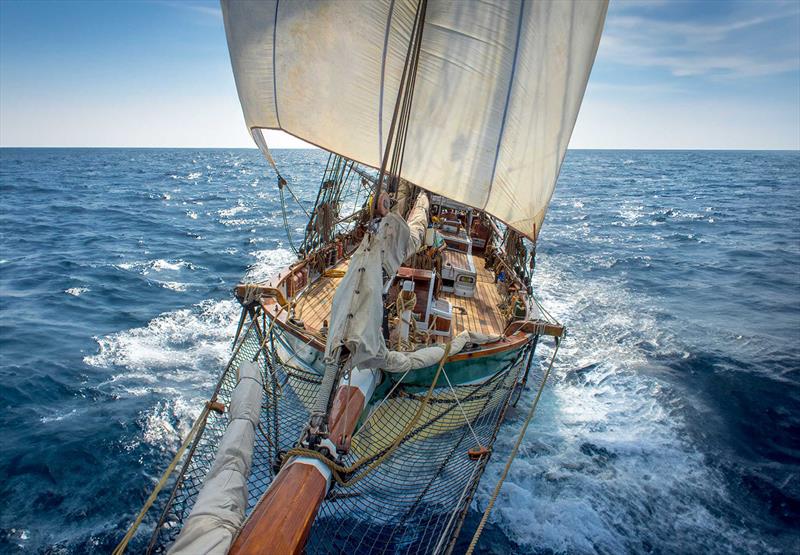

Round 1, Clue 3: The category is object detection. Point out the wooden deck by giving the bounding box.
[440,255,504,336]
[294,258,350,330]
[295,255,506,338]
[440,281,505,337]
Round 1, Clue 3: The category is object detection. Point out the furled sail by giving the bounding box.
[221,0,607,239]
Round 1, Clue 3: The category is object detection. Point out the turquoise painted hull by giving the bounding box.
[388,346,525,388]
[273,323,528,389]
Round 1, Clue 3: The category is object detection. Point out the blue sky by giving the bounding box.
[1,0,798,149]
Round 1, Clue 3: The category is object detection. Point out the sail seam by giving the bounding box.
[378,0,396,163]
[272,0,281,128]
[484,0,525,211]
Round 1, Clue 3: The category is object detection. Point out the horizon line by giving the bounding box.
[1,146,798,152]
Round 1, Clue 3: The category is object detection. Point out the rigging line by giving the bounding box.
[440,363,484,450]
[302,152,331,251]
[351,367,413,440]
[465,337,562,555]
[378,0,397,162]
[433,458,482,555]
[252,307,286,395]
[278,185,299,254]
[393,0,426,184]
[531,291,557,324]
[113,402,213,555]
[373,0,427,213]
[282,179,311,219]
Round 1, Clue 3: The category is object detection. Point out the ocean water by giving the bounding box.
[0,148,798,554]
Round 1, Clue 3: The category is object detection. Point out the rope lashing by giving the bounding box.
[239,283,262,307]
[393,289,419,350]
[465,337,562,555]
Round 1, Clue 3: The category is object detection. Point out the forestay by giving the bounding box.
[221,0,607,239]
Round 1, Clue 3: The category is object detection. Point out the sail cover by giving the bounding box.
[221,0,607,239]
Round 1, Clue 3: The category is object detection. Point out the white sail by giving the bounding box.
[222,0,607,239]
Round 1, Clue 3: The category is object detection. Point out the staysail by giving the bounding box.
[221,0,607,239]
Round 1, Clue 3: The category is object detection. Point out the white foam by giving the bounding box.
[65,287,89,296]
[245,248,297,282]
[476,255,769,553]
[141,398,203,449]
[114,259,193,276]
[160,281,189,292]
[85,298,238,372]
[219,203,251,218]
[152,259,184,272]
[87,247,297,447]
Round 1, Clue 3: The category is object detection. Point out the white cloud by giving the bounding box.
[600,2,800,79]
[159,1,222,20]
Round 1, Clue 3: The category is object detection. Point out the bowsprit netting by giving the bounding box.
[147,307,540,555]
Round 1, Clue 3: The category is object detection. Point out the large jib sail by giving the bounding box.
[221,0,607,240]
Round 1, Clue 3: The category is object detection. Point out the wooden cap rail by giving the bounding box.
[503,319,565,338]
[234,284,288,308]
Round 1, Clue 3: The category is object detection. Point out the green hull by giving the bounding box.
[388,347,524,389]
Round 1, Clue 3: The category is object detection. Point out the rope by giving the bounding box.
[439,363,484,450]
[278,181,300,255]
[239,283,262,307]
[253,305,287,396]
[465,337,561,555]
[371,0,427,215]
[284,342,451,487]
[112,402,213,555]
[313,202,334,239]
[393,290,418,351]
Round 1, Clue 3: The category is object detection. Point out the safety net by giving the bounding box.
[147,308,537,554]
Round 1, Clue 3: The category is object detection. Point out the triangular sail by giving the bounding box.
[221,0,607,239]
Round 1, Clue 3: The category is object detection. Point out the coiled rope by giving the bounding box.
[465,337,561,555]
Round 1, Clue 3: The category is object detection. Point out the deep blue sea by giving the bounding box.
[0,148,798,554]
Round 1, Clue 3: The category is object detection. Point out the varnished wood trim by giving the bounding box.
[446,332,529,362]
[229,461,327,555]
[327,385,366,453]
[503,320,565,338]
